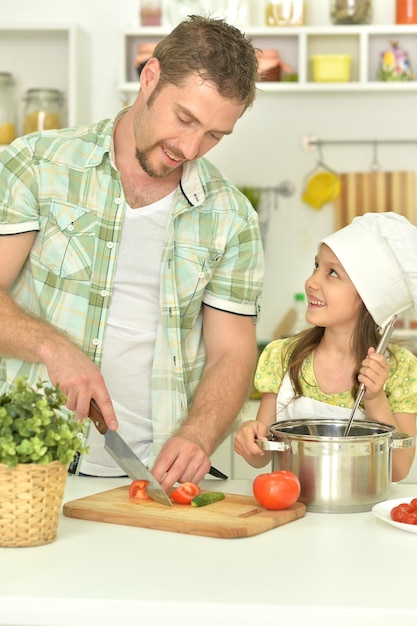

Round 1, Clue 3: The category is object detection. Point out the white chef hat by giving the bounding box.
[322,212,417,327]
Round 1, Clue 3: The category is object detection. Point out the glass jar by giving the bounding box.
[330,0,372,25]
[165,0,204,26]
[265,1,304,26]
[0,72,17,144]
[139,0,162,26]
[396,0,417,24]
[220,0,250,26]
[23,88,65,135]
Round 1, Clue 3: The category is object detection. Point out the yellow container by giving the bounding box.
[311,55,351,82]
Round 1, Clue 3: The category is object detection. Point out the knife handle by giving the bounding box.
[208,466,228,480]
[89,399,108,435]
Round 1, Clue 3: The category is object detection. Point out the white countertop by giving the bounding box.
[1,477,417,626]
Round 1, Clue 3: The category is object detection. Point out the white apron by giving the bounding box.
[274,371,366,422]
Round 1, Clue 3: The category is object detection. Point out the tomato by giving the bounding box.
[252,470,301,511]
[390,500,417,525]
[403,512,417,525]
[129,479,152,502]
[170,482,201,504]
[397,502,412,513]
[391,505,408,523]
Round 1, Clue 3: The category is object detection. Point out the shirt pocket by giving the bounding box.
[173,243,222,325]
[37,199,96,281]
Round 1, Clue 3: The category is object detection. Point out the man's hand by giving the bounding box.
[42,336,118,430]
[151,436,211,492]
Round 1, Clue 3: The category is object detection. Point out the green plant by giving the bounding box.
[239,186,262,212]
[0,377,88,468]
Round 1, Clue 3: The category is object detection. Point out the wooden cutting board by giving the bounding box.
[63,486,306,539]
[334,171,416,229]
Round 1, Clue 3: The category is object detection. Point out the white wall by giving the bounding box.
[2,0,415,340]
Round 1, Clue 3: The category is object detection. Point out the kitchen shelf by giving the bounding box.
[119,24,417,96]
[0,23,90,139]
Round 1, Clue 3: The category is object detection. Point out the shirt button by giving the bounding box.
[115,198,122,205]
[67,224,74,232]
[198,271,204,278]
[107,242,114,249]
[92,338,100,346]
[101,290,108,298]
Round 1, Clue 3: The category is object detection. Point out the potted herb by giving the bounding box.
[239,186,262,213]
[0,377,88,547]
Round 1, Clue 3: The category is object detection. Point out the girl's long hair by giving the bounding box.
[283,302,392,400]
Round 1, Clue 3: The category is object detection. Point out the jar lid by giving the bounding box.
[0,72,15,84]
[24,88,64,98]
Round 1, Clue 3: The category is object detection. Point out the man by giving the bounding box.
[0,15,264,491]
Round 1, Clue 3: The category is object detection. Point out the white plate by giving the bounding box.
[372,497,417,533]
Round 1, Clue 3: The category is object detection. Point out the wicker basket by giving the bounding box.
[0,460,68,547]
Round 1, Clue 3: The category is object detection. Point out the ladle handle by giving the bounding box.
[343,315,397,437]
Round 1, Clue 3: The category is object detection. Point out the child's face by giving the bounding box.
[304,244,363,331]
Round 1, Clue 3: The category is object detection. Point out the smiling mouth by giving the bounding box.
[163,146,183,163]
[308,298,325,307]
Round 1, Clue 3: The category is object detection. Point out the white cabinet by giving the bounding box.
[0,23,89,140]
[119,24,417,97]
[209,400,271,480]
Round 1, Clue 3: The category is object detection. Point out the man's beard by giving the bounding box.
[135,146,173,179]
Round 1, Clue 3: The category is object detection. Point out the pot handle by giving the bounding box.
[255,439,290,452]
[390,432,415,450]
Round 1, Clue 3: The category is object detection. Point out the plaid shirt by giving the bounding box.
[0,112,264,465]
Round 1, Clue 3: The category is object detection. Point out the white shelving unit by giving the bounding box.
[0,23,90,144]
[119,24,417,98]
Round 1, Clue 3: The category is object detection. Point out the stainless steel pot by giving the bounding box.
[257,418,415,513]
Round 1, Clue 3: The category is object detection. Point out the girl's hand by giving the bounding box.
[358,347,390,400]
[234,419,268,458]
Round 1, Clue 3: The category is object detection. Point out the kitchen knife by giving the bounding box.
[208,466,228,480]
[89,399,172,507]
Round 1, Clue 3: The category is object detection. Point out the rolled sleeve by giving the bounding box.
[0,137,40,234]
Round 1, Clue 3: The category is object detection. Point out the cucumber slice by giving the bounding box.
[191,492,225,507]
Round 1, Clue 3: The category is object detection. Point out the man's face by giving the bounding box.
[133,66,245,179]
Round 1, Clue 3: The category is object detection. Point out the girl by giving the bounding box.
[235,212,417,481]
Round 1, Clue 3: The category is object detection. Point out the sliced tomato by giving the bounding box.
[129,479,152,502]
[170,482,201,504]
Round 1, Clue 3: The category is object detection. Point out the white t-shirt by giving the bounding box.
[79,192,175,476]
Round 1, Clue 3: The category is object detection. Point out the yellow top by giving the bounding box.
[255,338,417,414]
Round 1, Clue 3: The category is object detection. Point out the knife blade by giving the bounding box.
[89,399,172,507]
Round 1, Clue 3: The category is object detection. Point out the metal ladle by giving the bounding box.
[343,315,397,437]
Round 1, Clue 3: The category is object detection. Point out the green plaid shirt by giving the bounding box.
[0,112,264,464]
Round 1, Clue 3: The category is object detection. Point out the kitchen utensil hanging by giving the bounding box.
[301,144,341,209]
[240,180,295,249]
[301,136,417,227]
